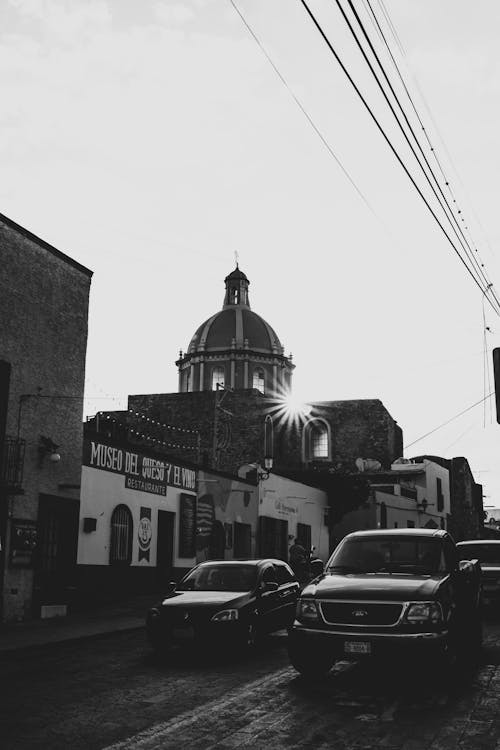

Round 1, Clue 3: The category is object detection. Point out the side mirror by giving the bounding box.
[310,559,324,577]
[165,580,177,593]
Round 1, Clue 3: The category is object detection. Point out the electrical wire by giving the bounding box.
[229,0,375,215]
[335,0,500,311]
[403,392,494,450]
[299,0,500,316]
[372,0,499,275]
[376,0,405,56]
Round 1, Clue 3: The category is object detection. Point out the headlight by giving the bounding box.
[296,599,319,621]
[148,608,160,619]
[405,602,442,624]
[211,609,239,622]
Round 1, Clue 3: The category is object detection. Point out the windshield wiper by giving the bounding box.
[327,565,362,574]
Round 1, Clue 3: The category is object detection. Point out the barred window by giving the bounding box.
[110,504,133,565]
[212,367,225,390]
[253,369,265,393]
[311,424,328,458]
[303,418,331,463]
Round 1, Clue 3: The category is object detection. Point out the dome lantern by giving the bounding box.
[223,265,250,308]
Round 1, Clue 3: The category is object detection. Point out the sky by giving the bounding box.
[2,0,500,512]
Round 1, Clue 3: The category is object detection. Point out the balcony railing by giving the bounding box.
[1,436,25,490]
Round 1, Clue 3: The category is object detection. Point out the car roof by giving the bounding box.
[457,539,500,545]
[344,528,447,539]
[195,558,288,566]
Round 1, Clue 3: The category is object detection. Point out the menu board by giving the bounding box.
[178,493,196,558]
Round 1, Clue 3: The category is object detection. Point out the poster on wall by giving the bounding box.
[138,507,152,562]
[179,493,196,558]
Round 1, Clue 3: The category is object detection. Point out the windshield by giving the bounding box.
[458,544,500,564]
[327,537,446,575]
[177,564,258,592]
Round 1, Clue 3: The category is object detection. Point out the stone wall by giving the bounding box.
[126,393,403,479]
[128,389,271,474]
[0,214,92,621]
[274,399,403,471]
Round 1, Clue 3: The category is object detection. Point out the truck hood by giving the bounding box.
[305,573,443,601]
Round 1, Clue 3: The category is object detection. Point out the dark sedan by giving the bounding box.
[146,558,300,653]
[457,540,500,607]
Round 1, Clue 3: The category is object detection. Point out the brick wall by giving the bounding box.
[0,215,92,621]
[274,399,403,471]
[128,389,270,474]
[126,393,403,479]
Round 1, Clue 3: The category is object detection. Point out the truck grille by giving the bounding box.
[320,601,403,626]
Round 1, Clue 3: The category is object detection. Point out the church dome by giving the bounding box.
[187,267,283,354]
[188,308,282,354]
[176,265,294,394]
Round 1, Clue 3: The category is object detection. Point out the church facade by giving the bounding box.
[125,267,403,476]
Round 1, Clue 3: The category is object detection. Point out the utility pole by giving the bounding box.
[493,348,500,423]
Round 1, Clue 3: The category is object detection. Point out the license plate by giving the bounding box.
[172,626,194,640]
[344,640,371,655]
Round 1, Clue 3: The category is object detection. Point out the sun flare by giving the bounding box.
[264,387,313,434]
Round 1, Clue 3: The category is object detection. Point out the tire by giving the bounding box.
[244,623,258,649]
[148,634,170,657]
[464,611,483,664]
[441,637,460,673]
[288,644,332,678]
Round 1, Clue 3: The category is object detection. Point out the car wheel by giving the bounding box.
[473,610,483,648]
[463,612,483,663]
[288,645,332,678]
[244,623,258,649]
[148,636,169,657]
[442,638,459,671]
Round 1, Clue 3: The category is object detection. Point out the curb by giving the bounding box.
[0,625,289,655]
[0,622,146,655]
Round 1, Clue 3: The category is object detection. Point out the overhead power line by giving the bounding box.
[368,0,499,282]
[229,0,375,215]
[299,0,500,316]
[335,0,497,307]
[404,392,493,450]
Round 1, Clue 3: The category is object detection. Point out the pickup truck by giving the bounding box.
[288,528,482,677]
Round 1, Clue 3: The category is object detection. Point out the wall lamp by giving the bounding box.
[38,435,61,464]
[258,456,273,481]
[416,498,428,513]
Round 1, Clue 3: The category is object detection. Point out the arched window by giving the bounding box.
[253,369,265,394]
[212,366,225,390]
[303,418,331,462]
[311,422,328,458]
[110,504,133,566]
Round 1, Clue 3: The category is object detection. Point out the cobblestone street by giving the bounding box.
[105,661,500,750]
[2,616,500,749]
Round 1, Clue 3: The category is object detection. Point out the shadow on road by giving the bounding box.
[287,654,484,709]
[142,631,287,670]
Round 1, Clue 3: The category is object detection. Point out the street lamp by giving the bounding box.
[416,498,428,514]
[258,414,274,481]
[258,455,273,482]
